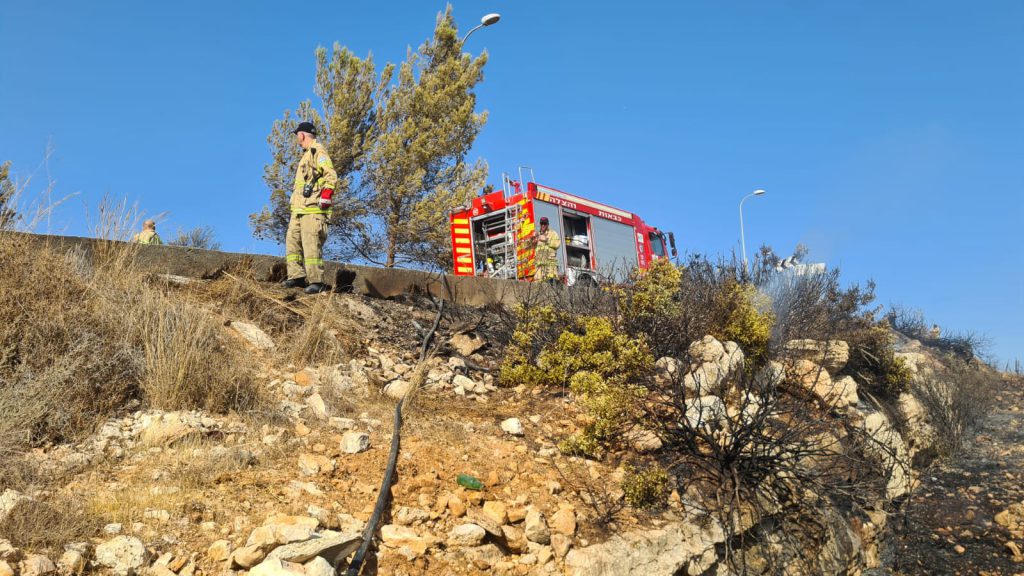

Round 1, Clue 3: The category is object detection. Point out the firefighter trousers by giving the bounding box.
[285,213,328,284]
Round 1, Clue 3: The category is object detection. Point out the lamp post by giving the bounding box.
[462,13,501,43]
[739,189,766,275]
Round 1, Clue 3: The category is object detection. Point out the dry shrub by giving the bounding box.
[0,227,263,458]
[284,293,364,364]
[0,496,102,552]
[915,358,998,459]
[0,234,141,454]
[127,289,260,412]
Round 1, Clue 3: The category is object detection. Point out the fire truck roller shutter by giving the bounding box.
[533,200,565,276]
[590,218,639,282]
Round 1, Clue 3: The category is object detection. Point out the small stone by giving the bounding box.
[449,524,487,547]
[551,533,572,558]
[395,506,430,526]
[232,545,265,569]
[453,374,482,393]
[1005,540,1022,557]
[448,496,466,518]
[507,507,528,523]
[94,536,149,575]
[383,379,413,400]
[207,540,231,562]
[954,544,966,555]
[103,523,123,535]
[293,369,319,387]
[380,525,434,556]
[58,549,86,575]
[480,501,505,525]
[305,394,328,419]
[340,431,370,454]
[21,554,56,576]
[294,421,311,437]
[500,418,524,436]
[549,507,576,536]
[524,507,551,545]
[303,556,334,576]
[249,558,305,576]
[231,321,276,349]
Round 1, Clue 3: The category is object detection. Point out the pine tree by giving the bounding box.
[358,6,488,268]
[251,6,489,269]
[250,46,383,254]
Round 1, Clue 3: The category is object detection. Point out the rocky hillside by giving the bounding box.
[0,237,1020,576]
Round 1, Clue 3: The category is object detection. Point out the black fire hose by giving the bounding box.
[340,396,404,576]
[339,282,444,575]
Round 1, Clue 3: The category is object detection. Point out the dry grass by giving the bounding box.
[0,496,103,552]
[0,219,264,460]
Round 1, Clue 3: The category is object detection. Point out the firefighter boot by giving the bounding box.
[304,282,328,294]
[282,278,307,289]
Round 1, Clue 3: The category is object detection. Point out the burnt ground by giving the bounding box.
[891,374,1024,575]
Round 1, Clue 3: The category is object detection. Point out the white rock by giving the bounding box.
[249,558,304,576]
[230,321,275,349]
[383,379,413,400]
[835,375,860,407]
[94,536,149,575]
[684,395,727,430]
[302,556,334,576]
[58,549,87,575]
[449,333,486,356]
[524,507,551,545]
[688,335,725,366]
[395,507,431,526]
[863,412,912,499]
[500,418,524,436]
[305,394,328,420]
[453,374,479,393]
[340,431,370,454]
[449,523,487,547]
[0,490,29,522]
[564,517,725,576]
[21,554,56,576]
[783,339,850,373]
[654,357,683,384]
[380,525,434,556]
[264,532,361,564]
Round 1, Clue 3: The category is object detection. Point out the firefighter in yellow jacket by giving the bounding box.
[282,121,338,294]
[133,219,162,245]
[532,216,561,283]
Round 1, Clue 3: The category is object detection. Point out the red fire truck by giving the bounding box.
[449,177,676,285]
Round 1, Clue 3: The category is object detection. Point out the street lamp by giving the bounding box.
[462,13,501,43]
[739,189,766,275]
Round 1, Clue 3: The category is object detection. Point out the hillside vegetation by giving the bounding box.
[0,231,1014,576]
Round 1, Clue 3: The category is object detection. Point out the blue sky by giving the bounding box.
[1,1,1021,364]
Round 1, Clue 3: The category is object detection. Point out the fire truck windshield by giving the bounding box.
[649,232,666,258]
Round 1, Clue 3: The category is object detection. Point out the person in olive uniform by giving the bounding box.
[133,219,162,245]
[532,216,561,283]
[282,121,338,294]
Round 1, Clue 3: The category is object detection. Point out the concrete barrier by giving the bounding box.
[6,232,541,307]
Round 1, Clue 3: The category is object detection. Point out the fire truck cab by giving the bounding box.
[449,180,676,284]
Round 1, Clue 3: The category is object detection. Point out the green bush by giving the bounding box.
[498,304,559,388]
[622,464,670,510]
[717,282,775,365]
[539,316,652,455]
[846,325,912,398]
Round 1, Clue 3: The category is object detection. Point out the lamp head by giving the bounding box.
[753,189,766,196]
[481,13,501,26]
